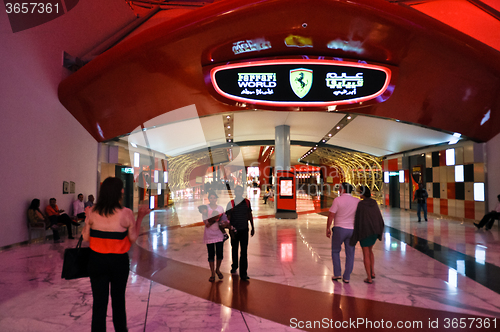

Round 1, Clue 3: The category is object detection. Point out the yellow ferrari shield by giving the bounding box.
[290,68,313,98]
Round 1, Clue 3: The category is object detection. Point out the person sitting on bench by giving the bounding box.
[73,193,86,221]
[46,198,80,239]
[474,194,500,230]
[28,198,63,243]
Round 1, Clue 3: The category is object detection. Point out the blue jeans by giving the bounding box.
[331,227,355,280]
[417,202,427,221]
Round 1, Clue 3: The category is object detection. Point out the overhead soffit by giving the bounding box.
[329,116,457,157]
[408,0,500,53]
[58,0,500,147]
[233,111,345,143]
[123,110,459,161]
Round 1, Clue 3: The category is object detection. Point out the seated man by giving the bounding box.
[72,193,86,221]
[85,194,94,209]
[46,198,80,239]
[474,194,500,230]
[263,188,271,204]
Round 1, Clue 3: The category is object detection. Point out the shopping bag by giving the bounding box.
[61,236,91,280]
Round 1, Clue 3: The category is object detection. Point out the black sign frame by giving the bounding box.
[208,59,393,107]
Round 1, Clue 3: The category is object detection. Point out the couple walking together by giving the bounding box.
[327,183,385,284]
[201,186,255,282]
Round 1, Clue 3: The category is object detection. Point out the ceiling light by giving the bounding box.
[336,126,340,130]
[130,143,137,148]
[227,126,230,129]
[347,116,352,120]
[448,132,461,145]
[328,134,332,137]
[322,140,325,142]
[228,134,231,136]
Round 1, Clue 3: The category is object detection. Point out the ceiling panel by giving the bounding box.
[285,112,345,142]
[126,111,460,160]
[331,116,457,156]
[233,111,290,142]
[127,113,226,156]
[233,111,345,143]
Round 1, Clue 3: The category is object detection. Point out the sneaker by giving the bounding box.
[332,276,342,281]
[342,278,350,283]
[240,275,250,281]
[230,269,238,275]
[474,223,481,229]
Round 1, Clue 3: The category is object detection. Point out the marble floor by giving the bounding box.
[1,188,499,331]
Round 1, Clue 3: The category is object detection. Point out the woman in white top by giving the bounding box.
[202,191,228,282]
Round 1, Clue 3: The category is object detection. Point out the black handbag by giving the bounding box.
[61,236,91,280]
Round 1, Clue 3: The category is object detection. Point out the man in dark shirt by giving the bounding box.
[226,185,255,280]
[414,184,428,222]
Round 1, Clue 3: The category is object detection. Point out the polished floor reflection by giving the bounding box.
[1,188,499,331]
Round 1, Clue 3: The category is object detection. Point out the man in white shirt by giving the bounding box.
[73,193,86,221]
[326,183,360,283]
[474,194,500,230]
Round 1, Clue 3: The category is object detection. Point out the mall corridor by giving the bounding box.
[1,189,499,331]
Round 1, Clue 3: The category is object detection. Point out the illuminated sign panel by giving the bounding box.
[210,59,391,107]
[280,179,293,197]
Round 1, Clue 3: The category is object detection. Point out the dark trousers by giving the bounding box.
[477,211,500,228]
[77,212,86,221]
[48,214,74,238]
[207,241,224,262]
[417,202,427,221]
[88,251,130,332]
[231,229,249,277]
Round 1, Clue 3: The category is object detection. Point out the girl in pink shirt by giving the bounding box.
[201,191,229,282]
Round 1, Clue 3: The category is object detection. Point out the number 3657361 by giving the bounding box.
[5,3,60,14]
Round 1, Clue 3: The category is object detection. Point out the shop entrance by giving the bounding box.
[115,165,134,210]
[389,174,400,208]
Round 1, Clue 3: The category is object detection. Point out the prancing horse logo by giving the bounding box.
[290,68,313,98]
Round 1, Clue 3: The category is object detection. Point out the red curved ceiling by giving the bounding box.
[58,0,500,143]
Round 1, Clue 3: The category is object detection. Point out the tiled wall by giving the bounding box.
[383,142,486,221]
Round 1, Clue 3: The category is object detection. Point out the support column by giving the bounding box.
[275,125,291,172]
[274,125,297,219]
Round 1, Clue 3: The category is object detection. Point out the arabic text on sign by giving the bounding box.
[325,73,364,89]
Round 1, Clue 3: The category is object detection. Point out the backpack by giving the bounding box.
[230,198,250,209]
[229,198,251,224]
